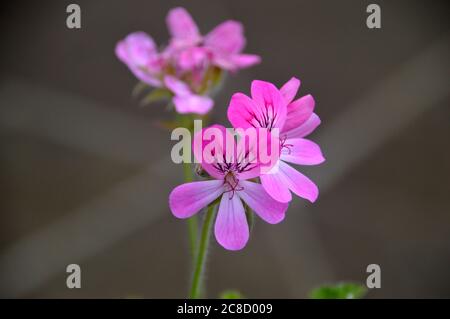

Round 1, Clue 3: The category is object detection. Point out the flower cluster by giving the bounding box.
[228,78,325,203]
[115,7,261,115]
[169,79,324,250]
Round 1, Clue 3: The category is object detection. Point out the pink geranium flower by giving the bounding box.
[115,31,210,115]
[227,78,325,203]
[169,125,288,250]
[116,7,261,115]
[166,7,261,72]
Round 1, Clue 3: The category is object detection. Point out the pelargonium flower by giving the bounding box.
[115,7,261,115]
[227,78,325,203]
[169,125,288,250]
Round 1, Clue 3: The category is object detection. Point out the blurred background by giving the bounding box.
[0,0,449,298]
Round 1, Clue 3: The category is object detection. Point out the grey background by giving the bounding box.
[0,0,449,298]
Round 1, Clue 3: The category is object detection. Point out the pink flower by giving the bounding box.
[116,7,261,115]
[166,7,261,72]
[115,32,163,87]
[227,78,325,203]
[164,76,213,115]
[169,125,288,250]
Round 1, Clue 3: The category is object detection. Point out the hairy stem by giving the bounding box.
[183,161,198,260]
[189,204,216,299]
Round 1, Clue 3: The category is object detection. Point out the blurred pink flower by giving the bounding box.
[116,7,261,115]
[169,125,287,250]
[227,78,325,203]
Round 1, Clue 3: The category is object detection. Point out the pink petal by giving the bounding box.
[284,113,321,139]
[277,161,319,203]
[214,194,249,250]
[250,80,287,129]
[205,21,260,72]
[282,94,315,133]
[281,138,325,165]
[193,125,236,179]
[166,7,201,47]
[231,54,261,69]
[173,95,214,115]
[177,47,209,71]
[212,54,261,71]
[115,32,162,87]
[115,40,128,61]
[234,127,281,178]
[205,20,245,55]
[115,32,158,65]
[234,136,264,181]
[238,181,288,224]
[210,55,236,71]
[227,92,260,130]
[169,180,224,218]
[164,76,213,114]
[260,164,292,203]
[280,77,301,104]
[234,137,263,180]
[164,75,191,96]
[128,66,162,88]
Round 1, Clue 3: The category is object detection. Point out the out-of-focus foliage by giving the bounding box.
[309,282,367,299]
[220,290,245,299]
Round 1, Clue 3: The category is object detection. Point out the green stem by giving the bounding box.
[183,161,198,260]
[183,160,193,182]
[189,204,216,299]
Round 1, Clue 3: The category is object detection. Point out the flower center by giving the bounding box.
[223,171,243,199]
[247,103,278,130]
[213,153,256,176]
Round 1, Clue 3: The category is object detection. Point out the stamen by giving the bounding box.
[246,103,278,130]
[280,135,293,154]
[223,171,243,199]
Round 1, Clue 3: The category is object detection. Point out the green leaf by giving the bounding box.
[219,290,244,299]
[131,81,149,98]
[309,282,367,299]
[156,120,179,130]
[195,164,210,178]
[196,66,224,95]
[210,67,224,88]
[139,88,173,106]
[244,202,255,232]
